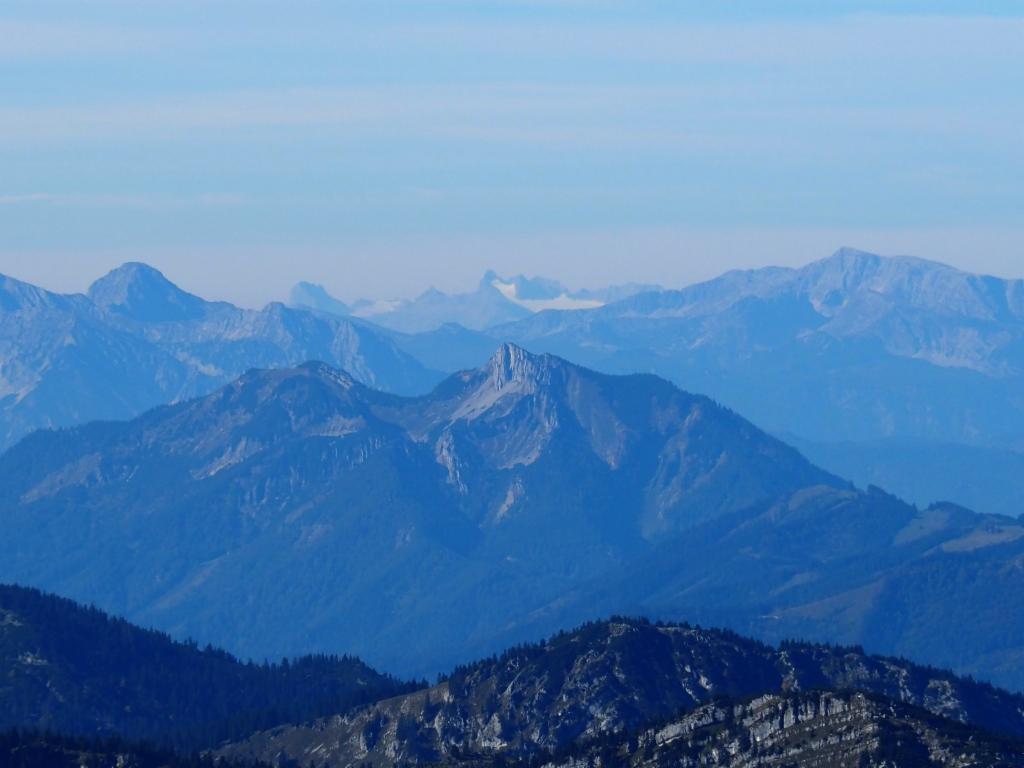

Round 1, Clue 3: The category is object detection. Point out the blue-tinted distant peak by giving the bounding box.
[819,246,953,274]
[829,246,879,263]
[88,262,206,323]
[0,272,70,312]
[481,271,567,301]
[289,282,350,317]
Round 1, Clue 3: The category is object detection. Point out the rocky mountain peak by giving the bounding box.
[289,282,350,317]
[486,342,551,391]
[478,269,501,289]
[88,262,207,322]
[800,248,1024,326]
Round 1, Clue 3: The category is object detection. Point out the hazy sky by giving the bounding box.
[1,1,1022,306]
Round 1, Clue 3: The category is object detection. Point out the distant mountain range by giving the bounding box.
[5,588,1024,768]
[292,249,1024,517]
[2,347,1023,691]
[490,248,1024,446]
[3,250,1022,517]
[0,263,440,451]
[380,248,1024,517]
[290,271,662,333]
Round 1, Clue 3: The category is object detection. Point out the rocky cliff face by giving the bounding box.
[219,620,1024,768]
[544,691,1024,768]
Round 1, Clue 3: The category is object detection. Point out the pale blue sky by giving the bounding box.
[0,1,1022,305]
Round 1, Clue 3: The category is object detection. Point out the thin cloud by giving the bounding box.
[0,20,165,58]
[0,193,57,204]
[0,80,1018,159]
[0,192,247,209]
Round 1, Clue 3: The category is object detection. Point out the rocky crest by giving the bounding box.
[543,690,1024,768]
[219,619,1024,768]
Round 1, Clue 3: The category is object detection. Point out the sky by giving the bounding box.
[0,1,1022,306]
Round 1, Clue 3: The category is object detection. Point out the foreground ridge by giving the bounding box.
[537,690,1024,768]
[220,618,1024,767]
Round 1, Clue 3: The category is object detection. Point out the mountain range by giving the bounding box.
[2,346,1023,691]
[491,248,1024,441]
[5,588,1024,768]
[0,263,439,452]
[291,271,662,333]
[482,249,1024,516]
[3,250,1022,517]
[278,249,1024,517]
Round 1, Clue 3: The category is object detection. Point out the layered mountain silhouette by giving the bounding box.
[290,271,661,333]
[0,263,439,451]
[1,347,1022,689]
[284,249,1024,517]
[5,251,1022,517]
[449,249,1024,516]
[220,618,1024,767]
[493,249,1024,443]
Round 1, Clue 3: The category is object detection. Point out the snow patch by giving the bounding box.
[491,279,604,312]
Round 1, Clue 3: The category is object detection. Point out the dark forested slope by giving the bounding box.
[0,585,417,750]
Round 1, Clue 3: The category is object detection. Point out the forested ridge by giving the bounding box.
[0,584,422,750]
[0,727,269,768]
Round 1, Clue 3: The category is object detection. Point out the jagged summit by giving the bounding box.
[88,262,207,322]
[438,343,570,427]
[486,342,552,390]
[479,268,501,288]
[485,271,568,301]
